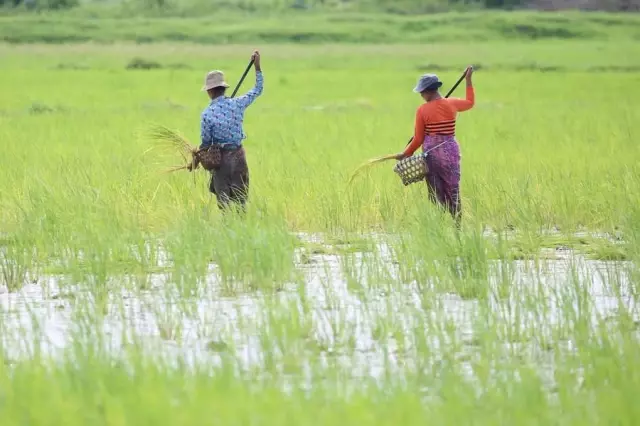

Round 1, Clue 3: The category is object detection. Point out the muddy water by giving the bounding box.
[0,234,636,390]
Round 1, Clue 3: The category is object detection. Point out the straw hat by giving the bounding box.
[202,70,230,91]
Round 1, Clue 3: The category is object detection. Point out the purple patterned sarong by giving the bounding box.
[422,134,461,223]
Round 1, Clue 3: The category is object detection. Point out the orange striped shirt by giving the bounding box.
[403,86,475,157]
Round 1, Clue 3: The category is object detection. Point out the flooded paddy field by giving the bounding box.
[2,232,638,388]
[1,39,639,423]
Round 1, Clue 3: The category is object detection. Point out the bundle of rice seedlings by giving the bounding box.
[347,153,397,185]
[147,124,202,173]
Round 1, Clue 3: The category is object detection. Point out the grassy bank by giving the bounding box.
[0,11,638,44]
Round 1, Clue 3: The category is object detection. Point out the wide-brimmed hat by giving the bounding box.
[202,70,230,91]
[413,73,443,93]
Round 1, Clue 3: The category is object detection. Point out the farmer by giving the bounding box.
[199,50,263,212]
[394,66,474,227]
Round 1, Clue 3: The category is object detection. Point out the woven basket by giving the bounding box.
[393,153,429,186]
[195,145,222,171]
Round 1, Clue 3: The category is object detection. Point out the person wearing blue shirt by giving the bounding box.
[200,50,263,212]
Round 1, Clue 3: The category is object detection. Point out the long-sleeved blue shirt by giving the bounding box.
[200,71,264,149]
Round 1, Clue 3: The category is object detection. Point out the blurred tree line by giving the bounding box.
[0,0,77,10]
[1,0,637,13]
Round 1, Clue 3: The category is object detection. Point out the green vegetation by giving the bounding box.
[2,0,638,14]
[0,11,639,44]
[0,13,639,424]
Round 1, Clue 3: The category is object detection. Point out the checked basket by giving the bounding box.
[393,153,429,186]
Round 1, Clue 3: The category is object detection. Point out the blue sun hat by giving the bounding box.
[413,73,443,93]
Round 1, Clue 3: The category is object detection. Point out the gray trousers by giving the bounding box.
[208,146,249,211]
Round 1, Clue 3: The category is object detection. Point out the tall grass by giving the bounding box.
[0,38,639,424]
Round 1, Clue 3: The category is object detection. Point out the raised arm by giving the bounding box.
[448,66,475,112]
[236,50,264,109]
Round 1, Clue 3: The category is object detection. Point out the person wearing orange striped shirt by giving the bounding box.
[395,66,475,227]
